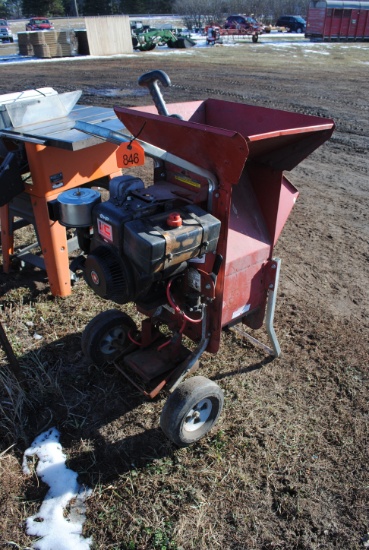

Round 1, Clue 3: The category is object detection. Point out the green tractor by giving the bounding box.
[132,28,196,51]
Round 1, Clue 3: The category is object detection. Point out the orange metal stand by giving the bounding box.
[1,140,122,297]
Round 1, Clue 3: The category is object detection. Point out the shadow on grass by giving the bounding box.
[0,264,51,302]
[69,427,173,485]
[8,324,274,485]
[9,330,175,483]
[67,354,275,484]
[212,355,274,381]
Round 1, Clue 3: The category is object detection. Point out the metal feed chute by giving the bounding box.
[112,94,334,355]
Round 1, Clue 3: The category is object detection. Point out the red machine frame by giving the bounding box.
[80,98,334,399]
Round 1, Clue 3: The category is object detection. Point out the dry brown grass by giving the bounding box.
[0,37,368,549]
[1,281,367,548]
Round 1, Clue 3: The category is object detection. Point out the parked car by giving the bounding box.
[224,15,263,33]
[276,15,306,33]
[26,18,54,31]
[0,19,13,42]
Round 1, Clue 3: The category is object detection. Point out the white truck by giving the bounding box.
[0,19,13,42]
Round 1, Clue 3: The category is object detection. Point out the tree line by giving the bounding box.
[1,0,310,23]
[173,0,310,28]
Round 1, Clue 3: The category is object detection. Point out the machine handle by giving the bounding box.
[138,70,171,117]
[138,70,183,119]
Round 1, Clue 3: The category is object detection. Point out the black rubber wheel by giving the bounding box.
[81,309,137,365]
[139,44,156,51]
[252,34,259,43]
[160,376,224,447]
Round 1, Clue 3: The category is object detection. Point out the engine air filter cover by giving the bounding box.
[57,187,101,227]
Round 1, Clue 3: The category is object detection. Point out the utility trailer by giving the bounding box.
[306,0,369,40]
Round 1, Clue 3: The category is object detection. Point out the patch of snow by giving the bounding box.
[23,427,92,550]
[304,49,330,55]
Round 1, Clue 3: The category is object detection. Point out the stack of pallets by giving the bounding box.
[17,32,34,56]
[31,31,52,58]
[18,31,79,58]
[55,30,79,57]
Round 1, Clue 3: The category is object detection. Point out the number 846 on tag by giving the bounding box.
[116,141,145,168]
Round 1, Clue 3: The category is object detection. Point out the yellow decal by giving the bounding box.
[175,175,201,189]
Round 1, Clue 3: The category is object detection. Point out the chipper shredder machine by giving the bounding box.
[53,71,334,447]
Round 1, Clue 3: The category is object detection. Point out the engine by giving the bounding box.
[56,174,221,306]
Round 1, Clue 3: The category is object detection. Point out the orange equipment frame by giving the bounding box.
[0,105,123,297]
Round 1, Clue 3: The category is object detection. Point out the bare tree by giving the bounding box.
[173,0,225,28]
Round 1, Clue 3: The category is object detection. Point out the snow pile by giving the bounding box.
[23,427,92,550]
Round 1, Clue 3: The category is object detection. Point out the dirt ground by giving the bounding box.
[0,35,368,549]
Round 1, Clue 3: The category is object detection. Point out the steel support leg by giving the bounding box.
[265,257,281,357]
[232,258,282,358]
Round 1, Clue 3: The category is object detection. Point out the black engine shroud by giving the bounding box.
[62,175,221,304]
